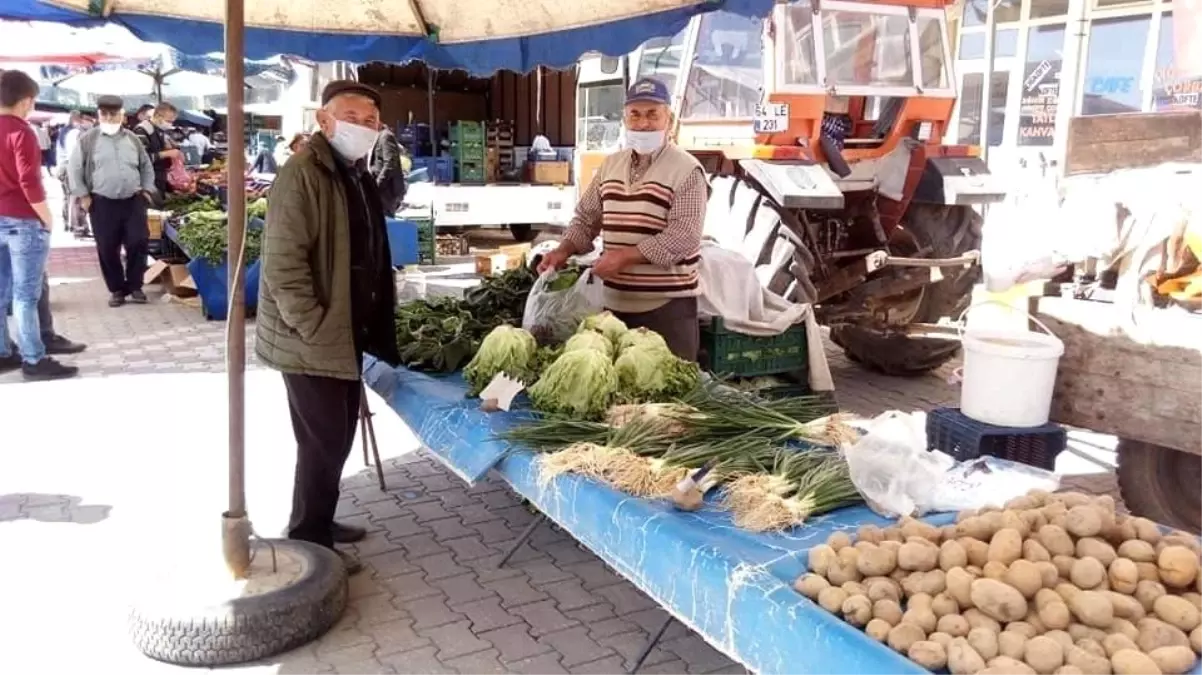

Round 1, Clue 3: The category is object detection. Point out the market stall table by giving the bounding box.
[362,356,948,675]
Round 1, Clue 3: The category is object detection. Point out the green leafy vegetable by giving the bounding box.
[546,267,583,292]
[614,345,700,402]
[617,327,668,355]
[176,217,263,264]
[528,349,618,419]
[578,311,628,345]
[393,266,538,372]
[463,325,538,396]
[562,330,614,359]
[247,197,269,220]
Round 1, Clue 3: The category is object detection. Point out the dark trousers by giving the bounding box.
[89,195,149,295]
[611,296,700,362]
[283,372,362,549]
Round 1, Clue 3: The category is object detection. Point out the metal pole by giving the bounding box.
[427,67,436,183]
[221,0,251,580]
[979,0,998,163]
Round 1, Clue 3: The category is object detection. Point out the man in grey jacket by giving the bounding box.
[369,126,406,215]
[68,95,157,308]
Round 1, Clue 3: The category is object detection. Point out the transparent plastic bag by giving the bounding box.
[923,456,1060,513]
[844,411,951,518]
[521,269,604,344]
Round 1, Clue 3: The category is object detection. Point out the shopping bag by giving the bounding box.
[521,269,604,344]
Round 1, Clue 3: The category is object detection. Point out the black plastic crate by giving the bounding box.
[926,407,1067,471]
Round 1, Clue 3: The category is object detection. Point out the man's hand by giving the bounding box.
[537,248,571,275]
[79,195,92,211]
[592,249,635,281]
[140,191,154,204]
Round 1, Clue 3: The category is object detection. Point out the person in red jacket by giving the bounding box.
[0,70,78,381]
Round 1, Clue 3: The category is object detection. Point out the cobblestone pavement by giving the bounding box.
[0,246,1118,674]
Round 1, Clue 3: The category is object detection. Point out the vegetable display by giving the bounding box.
[501,380,856,531]
[528,348,619,418]
[794,489,1202,674]
[393,266,537,372]
[176,215,263,264]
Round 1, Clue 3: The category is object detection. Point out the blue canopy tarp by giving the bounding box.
[3,0,774,75]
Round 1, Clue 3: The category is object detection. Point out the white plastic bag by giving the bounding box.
[522,269,604,344]
[844,411,951,518]
[923,456,1060,513]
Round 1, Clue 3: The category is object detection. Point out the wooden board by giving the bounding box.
[1031,296,1202,455]
[1064,111,1202,176]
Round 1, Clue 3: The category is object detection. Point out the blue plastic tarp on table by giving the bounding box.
[362,358,951,674]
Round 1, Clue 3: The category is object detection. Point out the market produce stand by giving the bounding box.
[361,356,945,674]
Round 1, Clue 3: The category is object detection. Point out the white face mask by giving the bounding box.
[99,122,121,136]
[625,129,665,155]
[327,120,378,161]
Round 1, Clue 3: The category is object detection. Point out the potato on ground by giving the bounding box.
[857,545,898,578]
[865,618,891,642]
[1055,666,1085,675]
[1043,630,1074,653]
[873,598,903,626]
[990,528,1025,566]
[1108,591,1147,621]
[1159,546,1201,590]
[1120,540,1158,564]
[1064,644,1112,674]
[1153,595,1201,632]
[1024,635,1065,674]
[966,626,999,660]
[1009,560,1047,599]
[1110,558,1141,595]
[1039,599,1072,630]
[1039,525,1077,558]
[818,586,848,613]
[1111,649,1163,675]
[941,540,969,570]
[998,631,1028,660]
[908,641,948,670]
[1078,537,1119,567]
[1069,590,1115,628]
[937,613,971,638]
[1072,557,1108,589]
[841,594,872,627]
[1138,618,1192,652]
[985,656,1037,675]
[903,607,938,633]
[794,573,829,599]
[887,622,927,653]
[948,637,987,675]
[1191,626,1201,652]
[1008,621,1039,639]
[828,531,852,551]
[1103,633,1139,658]
[965,608,1002,633]
[972,577,1031,622]
[1147,646,1197,675]
[1137,581,1169,612]
[898,541,939,572]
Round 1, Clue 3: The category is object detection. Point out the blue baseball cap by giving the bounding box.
[625,77,671,106]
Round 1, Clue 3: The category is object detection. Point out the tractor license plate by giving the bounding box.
[754,104,790,134]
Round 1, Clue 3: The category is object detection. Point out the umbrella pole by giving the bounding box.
[222,0,251,579]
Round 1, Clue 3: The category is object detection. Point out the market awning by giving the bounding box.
[0,19,158,65]
[12,0,774,74]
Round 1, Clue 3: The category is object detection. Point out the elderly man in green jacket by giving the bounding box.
[256,81,400,573]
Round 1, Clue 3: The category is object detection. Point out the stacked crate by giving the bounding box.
[487,121,516,181]
[397,123,433,157]
[450,121,486,184]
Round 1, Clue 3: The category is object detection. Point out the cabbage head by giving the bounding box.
[578,311,628,345]
[614,345,700,401]
[563,330,614,360]
[617,327,668,355]
[528,348,618,419]
[463,325,538,396]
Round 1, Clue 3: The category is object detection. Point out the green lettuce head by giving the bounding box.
[617,326,668,355]
[563,330,615,360]
[463,325,538,396]
[578,311,628,345]
[614,345,700,401]
[527,348,618,419]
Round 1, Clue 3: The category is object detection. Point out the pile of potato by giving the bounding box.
[793,490,1201,675]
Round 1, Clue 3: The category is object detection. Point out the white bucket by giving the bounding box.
[958,304,1065,428]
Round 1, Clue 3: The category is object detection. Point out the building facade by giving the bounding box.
[947,0,1189,191]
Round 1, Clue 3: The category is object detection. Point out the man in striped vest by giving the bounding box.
[539,77,707,360]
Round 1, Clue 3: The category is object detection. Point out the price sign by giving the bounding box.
[753,103,790,134]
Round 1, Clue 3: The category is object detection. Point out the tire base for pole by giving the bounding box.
[129,539,347,667]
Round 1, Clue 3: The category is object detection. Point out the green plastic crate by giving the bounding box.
[450,121,485,144]
[413,217,436,265]
[700,316,809,377]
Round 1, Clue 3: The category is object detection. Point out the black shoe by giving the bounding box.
[22,357,79,381]
[332,521,367,544]
[42,334,87,355]
[128,290,148,304]
[108,293,125,308]
[336,549,364,575]
[0,353,20,375]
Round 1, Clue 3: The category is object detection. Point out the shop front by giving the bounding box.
[948,0,1191,196]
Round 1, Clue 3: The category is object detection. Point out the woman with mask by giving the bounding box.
[537,77,707,361]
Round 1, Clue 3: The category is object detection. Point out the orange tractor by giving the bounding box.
[579,0,1006,374]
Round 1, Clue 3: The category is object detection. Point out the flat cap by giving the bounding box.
[96,94,124,110]
[321,80,381,108]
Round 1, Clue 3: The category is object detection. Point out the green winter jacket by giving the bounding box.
[254,132,398,380]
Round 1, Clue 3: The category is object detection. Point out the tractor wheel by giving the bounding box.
[831,203,982,376]
[1116,439,1201,533]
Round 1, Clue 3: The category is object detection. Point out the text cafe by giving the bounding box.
[946,0,1194,158]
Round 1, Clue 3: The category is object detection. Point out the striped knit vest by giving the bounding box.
[598,145,703,312]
